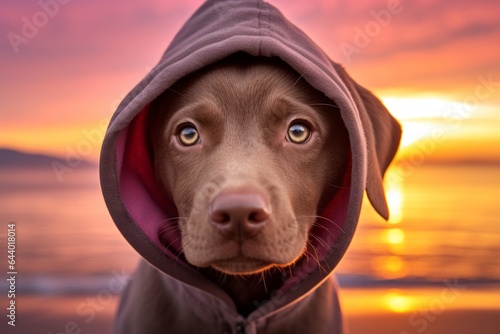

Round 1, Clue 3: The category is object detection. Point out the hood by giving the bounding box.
[100,0,401,326]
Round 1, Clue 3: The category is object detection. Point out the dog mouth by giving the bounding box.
[211,256,274,275]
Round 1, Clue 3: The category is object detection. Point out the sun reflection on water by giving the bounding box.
[383,228,405,244]
[374,165,409,278]
[385,167,404,225]
[372,255,408,279]
[384,290,414,313]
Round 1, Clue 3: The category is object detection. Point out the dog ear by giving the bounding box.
[333,63,402,220]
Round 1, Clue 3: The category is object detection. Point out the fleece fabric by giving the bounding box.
[100,0,401,333]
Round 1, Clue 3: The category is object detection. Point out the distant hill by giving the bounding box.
[0,148,96,169]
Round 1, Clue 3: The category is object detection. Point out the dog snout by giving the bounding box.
[209,190,270,240]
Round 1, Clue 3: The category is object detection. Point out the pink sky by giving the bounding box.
[1,0,499,161]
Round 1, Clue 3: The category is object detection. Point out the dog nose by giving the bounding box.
[209,190,270,240]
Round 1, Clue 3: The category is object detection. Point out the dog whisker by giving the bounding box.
[305,241,321,269]
[298,215,345,234]
[158,222,183,246]
[308,232,330,251]
[292,73,306,87]
[304,240,328,274]
[310,223,341,244]
[290,266,295,278]
[326,183,351,190]
[158,225,181,237]
[158,216,185,224]
[158,223,180,230]
[306,239,321,263]
[261,272,268,293]
[167,235,189,272]
[311,233,332,272]
[275,266,286,276]
[152,216,188,232]
[165,87,185,97]
[217,272,228,286]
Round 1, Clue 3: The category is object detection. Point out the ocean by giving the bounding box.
[1,162,500,294]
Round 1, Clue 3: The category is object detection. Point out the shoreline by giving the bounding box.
[2,286,498,334]
[3,273,500,294]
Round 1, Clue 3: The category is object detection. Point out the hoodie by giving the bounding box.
[100,0,401,333]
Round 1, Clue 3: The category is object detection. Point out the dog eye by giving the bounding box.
[287,122,311,144]
[178,125,200,146]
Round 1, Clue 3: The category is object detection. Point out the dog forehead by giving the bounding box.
[191,61,297,99]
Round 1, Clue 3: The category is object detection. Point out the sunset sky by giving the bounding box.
[1,0,499,163]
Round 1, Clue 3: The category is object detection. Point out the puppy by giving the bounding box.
[102,3,402,333]
[112,53,350,332]
[148,54,349,318]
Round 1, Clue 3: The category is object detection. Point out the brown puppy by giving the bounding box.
[148,54,349,316]
[103,3,402,333]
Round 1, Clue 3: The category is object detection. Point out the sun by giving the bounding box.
[384,290,414,313]
[380,96,464,149]
[398,121,437,149]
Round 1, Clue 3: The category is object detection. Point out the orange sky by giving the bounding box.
[1,0,499,162]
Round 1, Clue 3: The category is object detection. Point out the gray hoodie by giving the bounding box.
[100,0,401,333]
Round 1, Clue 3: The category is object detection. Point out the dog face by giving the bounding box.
[150,56,349,275]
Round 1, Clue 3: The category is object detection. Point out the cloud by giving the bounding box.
[1,0,498,156]
[272,0,500,98]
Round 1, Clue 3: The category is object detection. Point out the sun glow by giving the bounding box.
[384,290,413,313]
[398,121,438,149]
[384,167,404,224]
[373,165,409,277]
[381,96,466,149]
[386,186,403,224]
[383,228,405,244]
[381,96,465,121]
[372,255,408,279]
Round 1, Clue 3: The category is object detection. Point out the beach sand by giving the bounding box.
[2,287,499,334]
